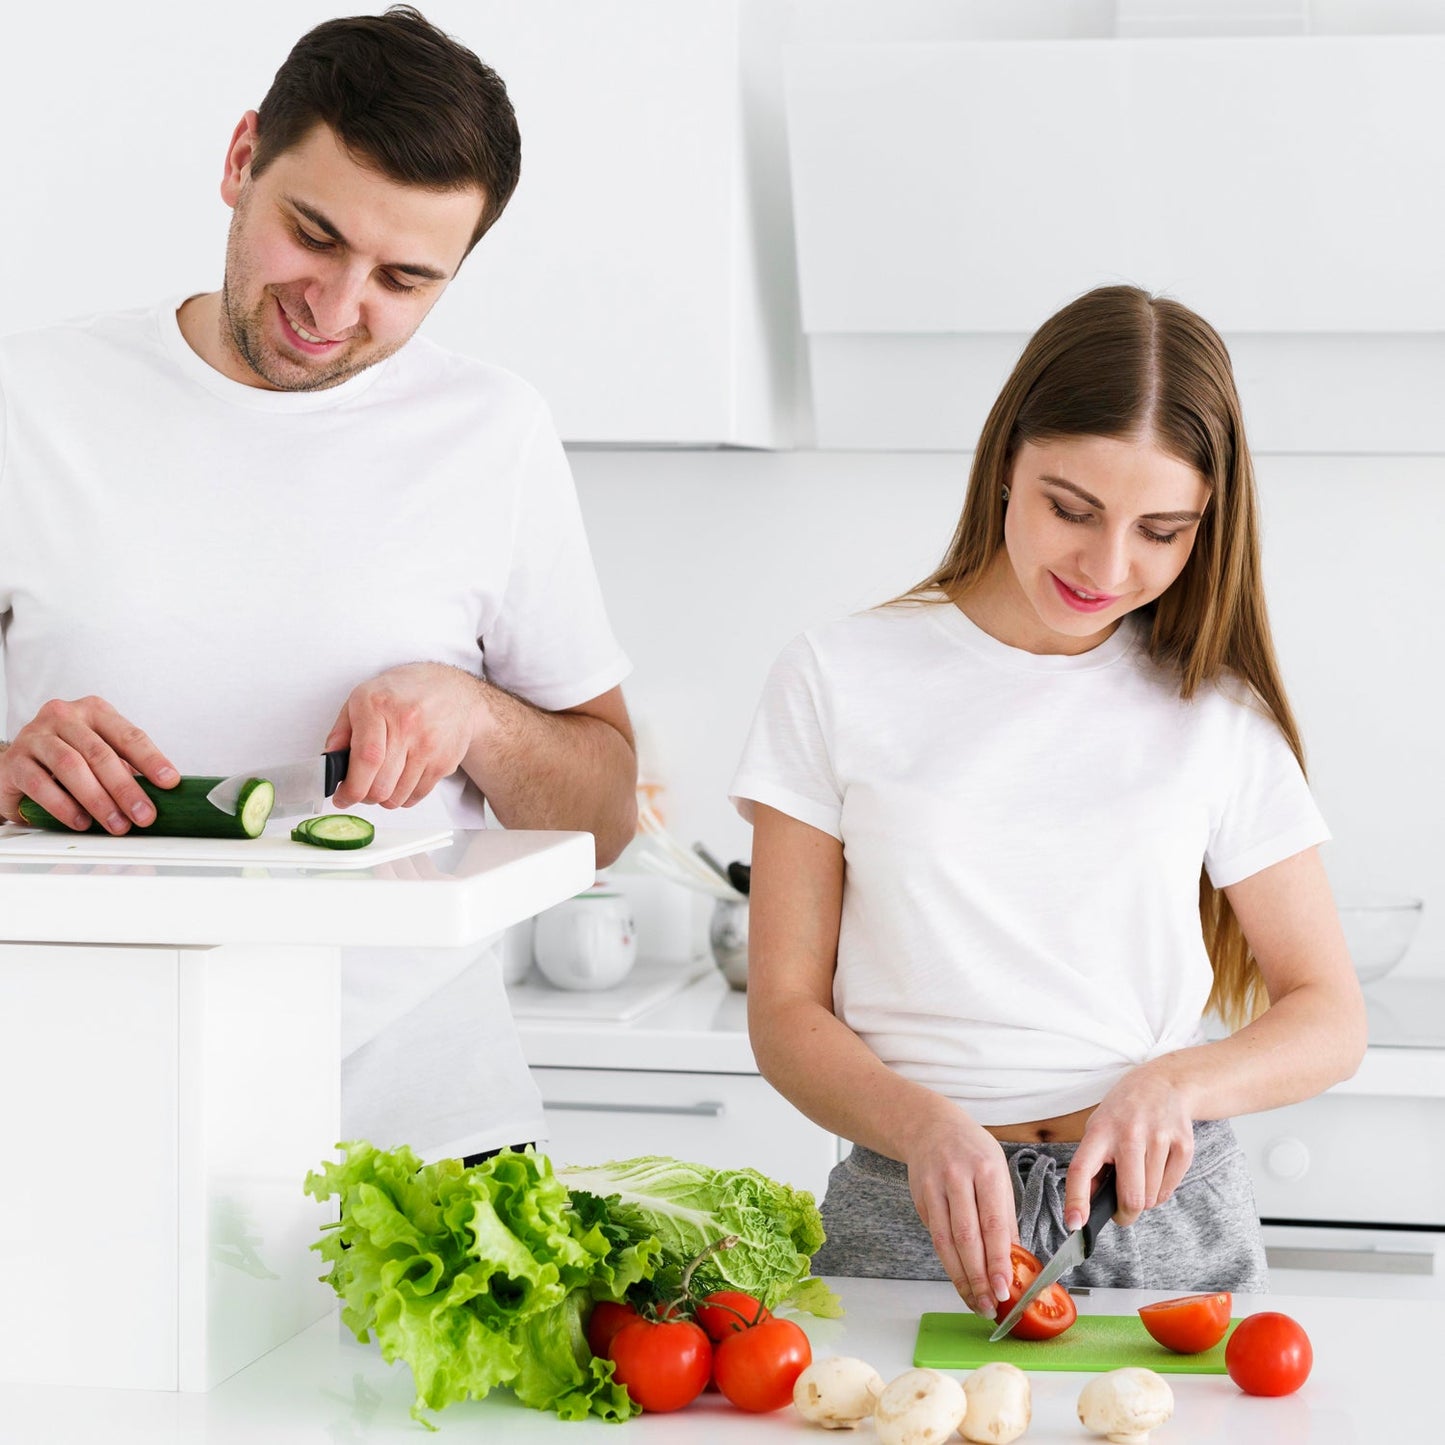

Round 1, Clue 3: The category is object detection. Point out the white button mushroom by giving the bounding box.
[1077,1367,1175,1445]
[792,1356,886,1430]
[874,1367,969,1445]
[960,1361,1032,1443]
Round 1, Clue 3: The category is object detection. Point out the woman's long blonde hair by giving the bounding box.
[905,285,1301,1029]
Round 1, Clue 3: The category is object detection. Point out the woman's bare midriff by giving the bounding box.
[984,1104,1097,1144]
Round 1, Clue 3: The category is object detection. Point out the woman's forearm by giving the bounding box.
[1157,978,1368,1121]
[749,992,967,1160]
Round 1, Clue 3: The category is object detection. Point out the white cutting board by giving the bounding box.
[0,821,454,871]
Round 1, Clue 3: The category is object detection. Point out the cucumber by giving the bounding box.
[291,814,375,850]
[18,775,275,840]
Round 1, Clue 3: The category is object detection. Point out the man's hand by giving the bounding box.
[325,662,479,810]
[0,697,179,833]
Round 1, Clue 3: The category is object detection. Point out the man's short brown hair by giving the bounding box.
[250,5,521,252]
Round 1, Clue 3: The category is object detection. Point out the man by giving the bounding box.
[0,7,636,1163]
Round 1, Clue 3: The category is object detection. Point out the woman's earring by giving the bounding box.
[1001,485,1011,502]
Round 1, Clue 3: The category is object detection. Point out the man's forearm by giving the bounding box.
[461,681,637,866]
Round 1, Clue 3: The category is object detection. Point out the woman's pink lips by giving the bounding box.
[1050,572,1118,613]
[275,297,343,354]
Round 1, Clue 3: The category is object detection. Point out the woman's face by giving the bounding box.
[978,432,1211,655]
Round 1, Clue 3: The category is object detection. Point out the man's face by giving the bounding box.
[218,119,485,391]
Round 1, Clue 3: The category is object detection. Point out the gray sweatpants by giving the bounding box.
[811,1118,1269,1292]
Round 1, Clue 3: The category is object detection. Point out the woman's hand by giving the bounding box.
[904,1101,1019,1320]
[1064,1060,1195,1230]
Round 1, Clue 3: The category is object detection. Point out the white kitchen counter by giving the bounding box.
[0,1277,1427,1442]
[516,963,757,1072]
[515,963,1445,1091]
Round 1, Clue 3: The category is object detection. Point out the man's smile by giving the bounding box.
[277,298,346,351]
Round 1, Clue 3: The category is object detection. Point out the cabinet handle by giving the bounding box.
[1265,1244,1436,1276]
[545,1099,725,1118]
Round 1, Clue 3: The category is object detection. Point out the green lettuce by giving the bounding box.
[304,1143,838,1427]
[554,1155,841,1317]
[304,1142,657,1425]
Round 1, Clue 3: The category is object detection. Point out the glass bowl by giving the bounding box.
[1337,894,1423,985]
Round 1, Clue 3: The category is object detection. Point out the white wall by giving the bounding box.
[574,447,1445,979]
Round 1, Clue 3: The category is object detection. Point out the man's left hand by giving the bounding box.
[325,662,482,810]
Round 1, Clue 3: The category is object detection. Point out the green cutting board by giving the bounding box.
[915,1312,1239,1374]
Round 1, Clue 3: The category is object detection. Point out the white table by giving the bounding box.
[0,827,593,1394]
[0,1278,1429,1442]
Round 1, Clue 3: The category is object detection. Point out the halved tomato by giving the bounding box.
[1138,1292,1233,1354]
[995,1243,1077,1341]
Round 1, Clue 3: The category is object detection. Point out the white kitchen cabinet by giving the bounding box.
[1232,1079,1445,1229]
[788,35,1445,452]
[536,1066,838,1200]
[418,0,793,447]
[516,971,842,1199]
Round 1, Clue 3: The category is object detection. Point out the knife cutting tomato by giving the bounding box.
[994,1243,1077,1340]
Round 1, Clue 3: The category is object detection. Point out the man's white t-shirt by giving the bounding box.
[730,600,1328,1126]
[0,300,632,1158]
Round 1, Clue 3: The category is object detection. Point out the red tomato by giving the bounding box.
[995,1243,1078,1341]
[608,1318,713,1413]
[585,1300,641,1358]
[1138,1292,1233,1354]
[695,1290,772,1342]
[1225,1311,1313,1397]
[712,1316,813,1413]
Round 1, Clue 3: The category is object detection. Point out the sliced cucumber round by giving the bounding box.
[236,779,276,839]
[292,814,375,850]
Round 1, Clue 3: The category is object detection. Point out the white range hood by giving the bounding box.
[785,36,1445,454]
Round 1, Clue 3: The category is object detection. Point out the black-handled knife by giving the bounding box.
[988,1164,1118,1341]
[205,748,351,820]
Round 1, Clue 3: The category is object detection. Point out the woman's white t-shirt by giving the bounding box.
[730,601,1327,1126]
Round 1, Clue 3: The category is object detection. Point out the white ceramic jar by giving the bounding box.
[533,888,637,991]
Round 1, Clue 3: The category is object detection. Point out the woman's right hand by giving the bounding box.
[904,1101,1019,1320]
[0,696,178,832]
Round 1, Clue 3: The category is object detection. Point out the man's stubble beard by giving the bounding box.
[218,203,405,393]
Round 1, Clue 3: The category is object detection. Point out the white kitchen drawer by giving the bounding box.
[1232,1091,1445,1228]
[534,1067,838,1201]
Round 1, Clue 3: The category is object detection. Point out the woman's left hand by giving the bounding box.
[1063,1060,1194,1229]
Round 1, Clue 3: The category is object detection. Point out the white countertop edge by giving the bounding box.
[0,831,595,947]
[1330,1045,1445,1097]
[516,970,760,1072]
[520,1029,759,1073]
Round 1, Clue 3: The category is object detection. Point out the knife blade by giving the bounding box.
[988,1164,1118,1342]
[205,748,350,819]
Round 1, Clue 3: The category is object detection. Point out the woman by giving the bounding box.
[729,285,1366,1319]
